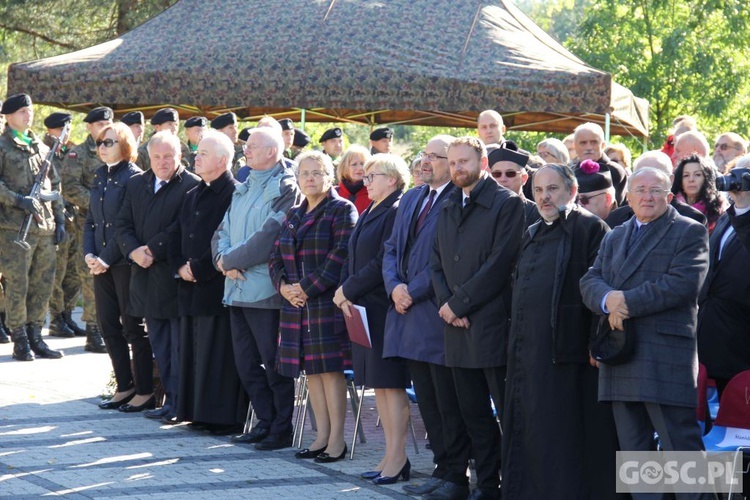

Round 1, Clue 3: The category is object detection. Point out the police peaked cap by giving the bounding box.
[1,93,32,114]
[44,112,72,129]
[151,108,179,125]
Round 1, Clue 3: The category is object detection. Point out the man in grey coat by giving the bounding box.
[580,167,712,499]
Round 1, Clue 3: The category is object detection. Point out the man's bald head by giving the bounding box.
[477,110,505,145]
[672,130,710,167]
[633,150,673,177]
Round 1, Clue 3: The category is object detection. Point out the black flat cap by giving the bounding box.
[120,111,144,126]
[84,106,114,124]
[185,116,208,128]
[278,118,294,131]
[370,127,393,141]
[44,112,72,129]
[211,112,237,130]
[319,127,343,143]
[294,128,311,148]
[151,108,179,125]
[1,93,32,115]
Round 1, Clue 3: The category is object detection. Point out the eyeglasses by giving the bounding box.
[96,139,118,148]
[363,173,389,184]
[298,170,326,179]
[421,152,448,162]
[714,143,741,152]
[491,170,519,179]
[576,192,606,205]
[629,187,670,197]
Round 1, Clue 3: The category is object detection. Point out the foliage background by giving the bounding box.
[0,0,747,154]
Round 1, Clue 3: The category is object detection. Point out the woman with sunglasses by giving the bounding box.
[84,123,154,412]
[334,154,412,485]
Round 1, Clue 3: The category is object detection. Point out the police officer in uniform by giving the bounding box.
[61,106,112,352]
[210,112,245,175]
[136,108,192,171]
[0,94,66,361]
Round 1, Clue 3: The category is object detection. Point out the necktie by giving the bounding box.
[156,180,167,193]
[415,190,436,234]
[626,224,642,255]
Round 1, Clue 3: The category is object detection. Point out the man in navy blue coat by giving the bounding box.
[383,135,470,498]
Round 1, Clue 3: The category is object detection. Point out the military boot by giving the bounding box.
[48,313,75,338]
[62,310,86,337]
[27,324,63,359]
[84,323,107,353]
[0,313,10,344]
[11,325,33,361]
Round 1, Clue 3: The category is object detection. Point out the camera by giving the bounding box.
[715,168,750,192]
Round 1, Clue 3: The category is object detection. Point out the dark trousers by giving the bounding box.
[611,401,717,500]
[146,317,180,414]
[409,359,471,485]
[94,264,152,395]
[229,306,294,436]
[452,365,505,495]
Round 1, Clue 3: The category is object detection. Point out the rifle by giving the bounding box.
[14,122,69,250]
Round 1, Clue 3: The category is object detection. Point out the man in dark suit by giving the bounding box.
[382,135,471,499]
[430,137,524,500]
[581,167,712,499]
[606,151,707,228]
[697,168,750,396]
[117,132,201,418]
[171,130,246,431]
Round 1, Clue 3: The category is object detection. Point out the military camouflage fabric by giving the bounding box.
[49,216,82,315]
[0,229,56,330]
[136,137,192,171]
[232,144,246,177]
[0,127,62,234]
[0,127,61,330]
[61,135,100,214]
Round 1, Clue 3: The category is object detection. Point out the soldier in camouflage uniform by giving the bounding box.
[43,112,80,339]
[120,111,145,147]
[183,116,207,171]
[0,94,66,361]
[136,108,192,172]
[60,107,112,352]
[210,112,246,176]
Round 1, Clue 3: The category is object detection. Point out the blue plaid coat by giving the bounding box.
[270,189,358,377]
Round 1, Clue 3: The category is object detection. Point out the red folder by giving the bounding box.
[344,304,372,348]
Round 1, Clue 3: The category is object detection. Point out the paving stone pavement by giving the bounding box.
[0,311,438,499]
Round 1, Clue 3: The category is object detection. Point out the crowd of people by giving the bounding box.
[1,92,748,499]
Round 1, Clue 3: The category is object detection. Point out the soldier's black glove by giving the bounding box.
[15,194,42,215]
[54,222,67,245]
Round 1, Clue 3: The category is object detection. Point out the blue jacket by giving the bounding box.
[212,162,301,308]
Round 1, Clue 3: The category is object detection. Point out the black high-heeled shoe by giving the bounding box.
[118,395,156,413]
[372,459,410,485]
[314,444,347,463]
[360,470,382,480]
[295,447,326,459]
[98,391,135,410]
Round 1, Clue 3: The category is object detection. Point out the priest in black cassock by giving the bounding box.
[502,164,619,499]
[172,131,246,432]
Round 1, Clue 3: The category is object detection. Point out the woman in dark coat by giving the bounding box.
[335,145,371,214]
[334,154,411,485]
[270,151,358,462]
[671,154,727,233]
[84,123,152,411]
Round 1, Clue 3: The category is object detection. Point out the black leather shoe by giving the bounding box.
[99,392,135,410]
[161,417,181,425]
[403,477,445,496]
[360,470,382,480]
[254,433,293,451]
[372,459,411,485]
[11,326,33,361]
[423,480,470,500]
[313,444,347,463]
[48,314,75,338]
[231,427,269,444]
[0,313,11,344]
[144,406,171,419]
[118,396,156,413]
[62,310,86,337]
[28,324,62,359]
[295,447,326,459]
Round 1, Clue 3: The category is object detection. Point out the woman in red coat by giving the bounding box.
[336,145,371,214]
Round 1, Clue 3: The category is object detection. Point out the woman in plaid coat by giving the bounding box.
[270,151,358,462]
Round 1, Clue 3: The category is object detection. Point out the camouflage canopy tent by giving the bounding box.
[7,0,649,137]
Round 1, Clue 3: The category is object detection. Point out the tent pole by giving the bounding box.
[604,113,611,143]
[301,109,306,130]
